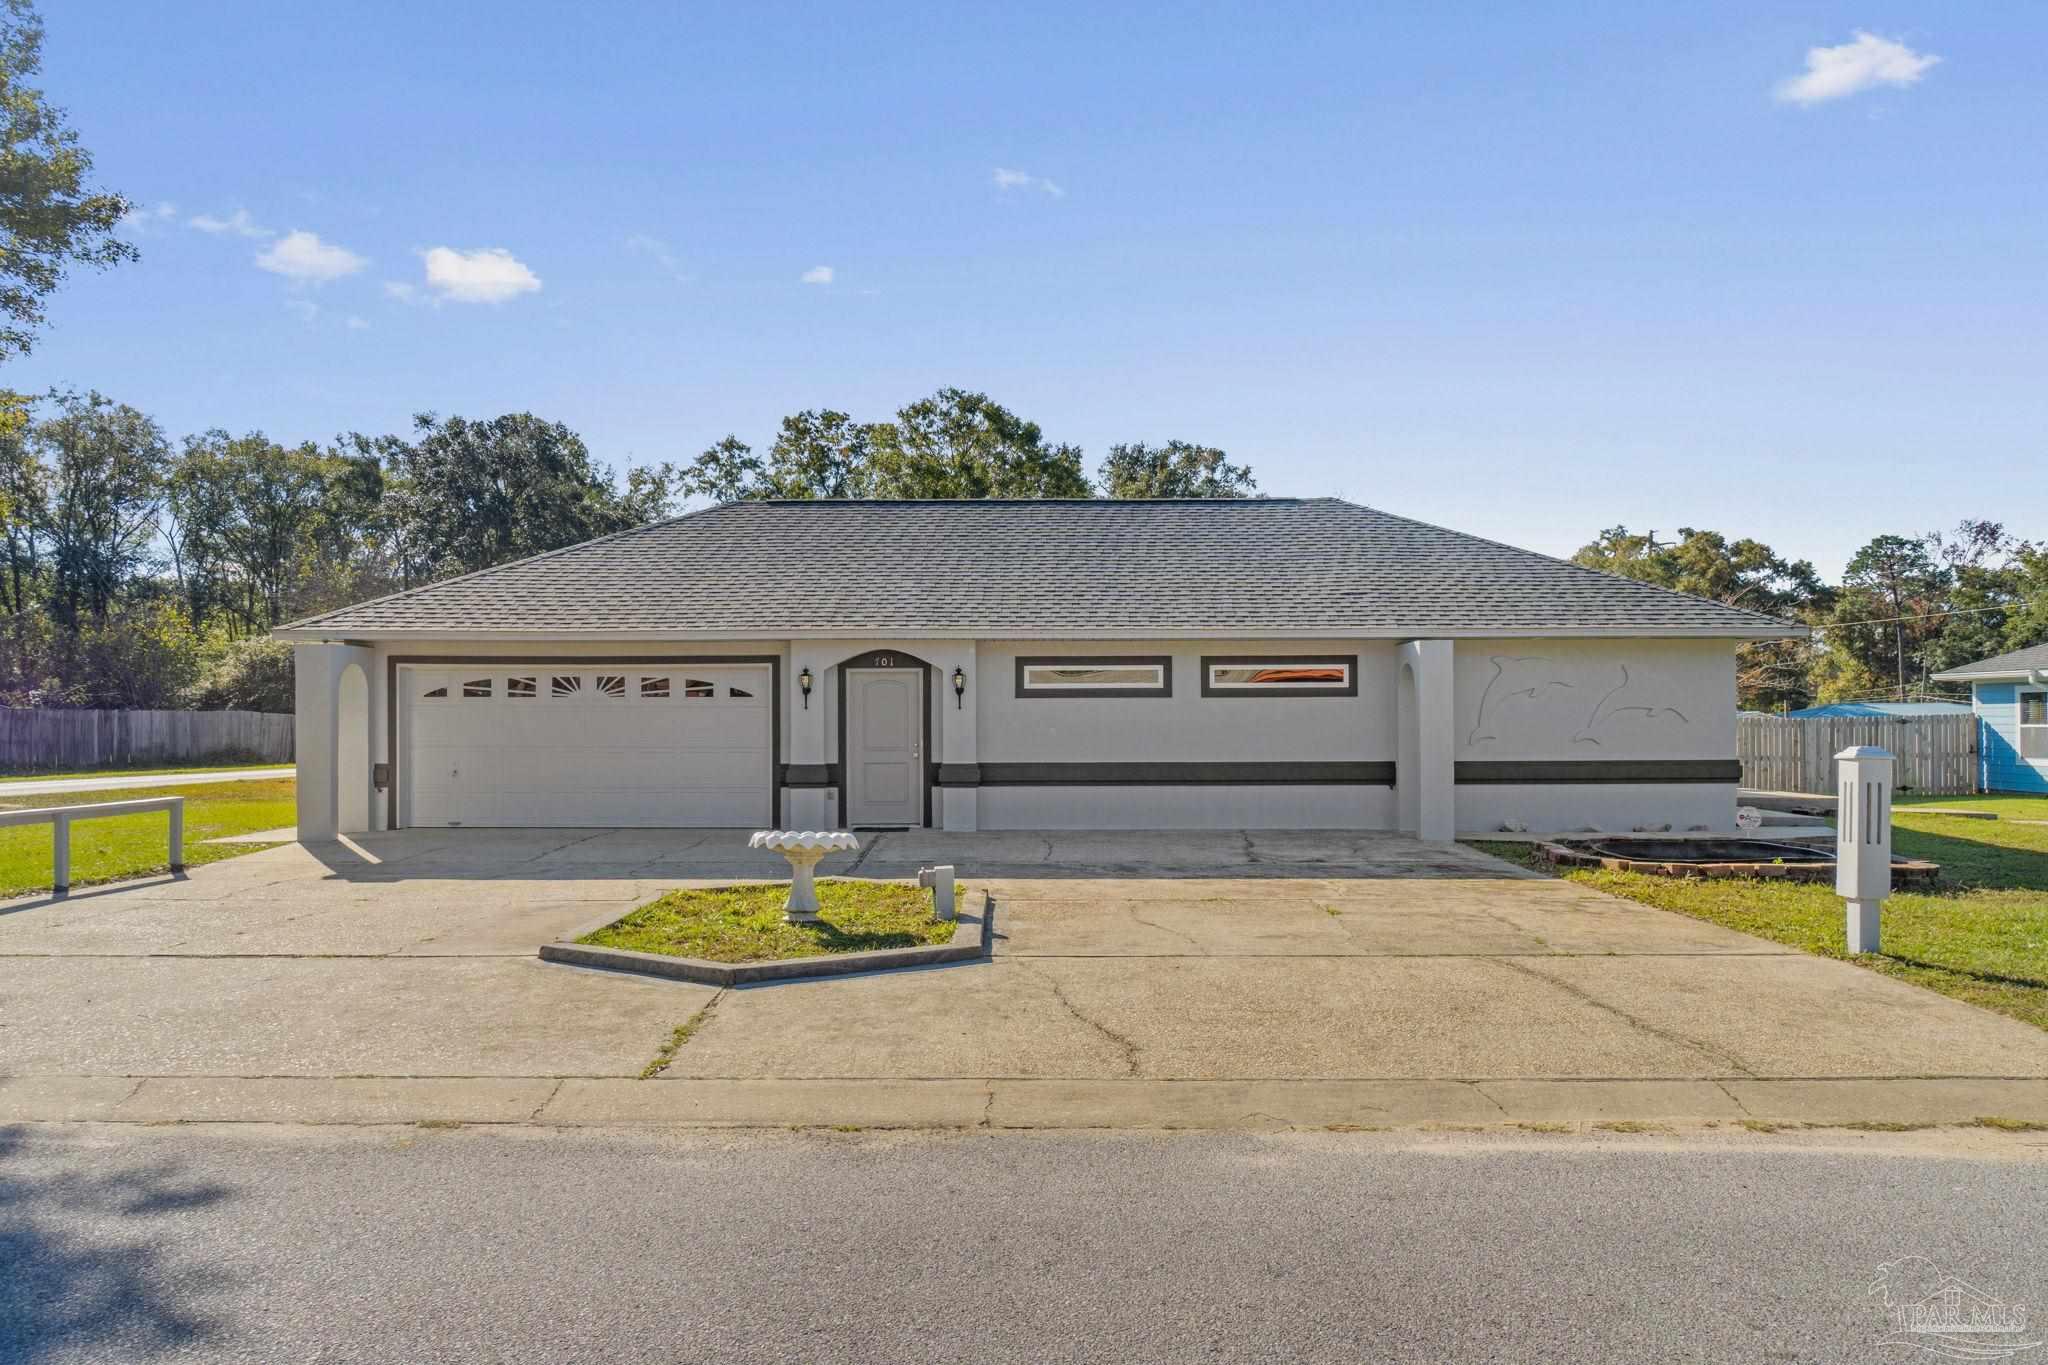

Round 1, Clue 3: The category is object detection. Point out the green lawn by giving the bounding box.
[0,759,292,783]
[1895,792,2048,820]
[581,879,958,963]
[1469,800,2048,1031]
[0,778,297,897]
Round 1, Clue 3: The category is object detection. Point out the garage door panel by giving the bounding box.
[402,663,772,828]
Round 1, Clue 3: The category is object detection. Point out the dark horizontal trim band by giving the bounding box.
[1454,759,1743,785]
[936,763,982,787]
[967,761,1395,787]
[780,763,840,788]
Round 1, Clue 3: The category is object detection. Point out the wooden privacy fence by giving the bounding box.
[0,709,294,772]
[1738,713,1977,796]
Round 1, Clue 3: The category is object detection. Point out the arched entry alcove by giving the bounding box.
[336,662,370,834]
[1395,658,1421,835]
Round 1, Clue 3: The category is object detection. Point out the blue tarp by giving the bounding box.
[1781,702,1973,718]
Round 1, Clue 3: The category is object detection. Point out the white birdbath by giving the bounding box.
[749,830,860,923]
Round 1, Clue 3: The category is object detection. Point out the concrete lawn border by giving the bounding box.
[539,890,993,986]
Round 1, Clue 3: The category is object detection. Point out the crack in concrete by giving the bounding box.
[1026,964,1141,1077]
[845,835,884,875]
[1124,905,1204,953]
[530,1078,564,1120]
[1713,1078,1754,1116]
[1487,956,1758,1078]
[1468,1082,1513,1118]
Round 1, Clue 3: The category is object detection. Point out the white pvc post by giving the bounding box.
[168,799,186,873]
[919,865,958,920]
[52,813,71,894]
[1835,746,1894,954]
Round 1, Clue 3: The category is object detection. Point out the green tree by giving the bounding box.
[382,413,637,580]
[1,0,136,361]
[678,434,763,504]
[32,390,168,625]
[0,396,44,614]
[867,388,1091,498]
[190,636,295,712]
[1570,525,1828,710]
[1098,441,1256,498]
[2004,545,2048,655]
[762,409,872,498]
[1832,534,1951,698]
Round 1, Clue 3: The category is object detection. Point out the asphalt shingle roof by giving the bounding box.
[1931,642,2048,680]
[276,498,1802,639]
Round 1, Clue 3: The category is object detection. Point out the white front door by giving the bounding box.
[401,664,772,827]
[846,667,923,827]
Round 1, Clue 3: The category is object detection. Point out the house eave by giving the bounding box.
[271,623,1803,645]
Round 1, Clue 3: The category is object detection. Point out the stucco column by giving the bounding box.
[1398,639,1457,841]
[785,641,833,829]
[929,641,980,832]
[293,642,375,842]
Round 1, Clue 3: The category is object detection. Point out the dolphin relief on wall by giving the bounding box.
[1467,656,1689,748]
[1467,657,1575,746]
[1573,664,1687,746]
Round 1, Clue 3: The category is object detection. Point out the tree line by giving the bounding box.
[0,385,1254,711]
[1570,522,2048,711]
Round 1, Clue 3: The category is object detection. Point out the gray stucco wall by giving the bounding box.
[319,633,1742,836]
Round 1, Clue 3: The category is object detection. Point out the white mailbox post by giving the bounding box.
[1835,746,1894,954]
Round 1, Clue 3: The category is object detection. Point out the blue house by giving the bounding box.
[1932,644,2048,794]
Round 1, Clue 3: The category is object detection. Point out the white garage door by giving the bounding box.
[401,665,772,828]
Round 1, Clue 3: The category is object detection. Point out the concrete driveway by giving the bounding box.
[3,828,2046,1129]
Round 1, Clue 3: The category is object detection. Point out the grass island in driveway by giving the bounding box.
[1470,797,2048,1032]
[578,880,959,963]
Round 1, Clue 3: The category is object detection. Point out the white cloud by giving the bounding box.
[992,167,1064,197]
[626,233,689,281]
[189,208,271,238]
[383,280,420,304]
[801,265,834,285]
[420,246,542,303]
[117,201,179,235]
[345,314,370,330]
[256,229,368,282]
[284,298,319,322]
[1775,32,1940,105]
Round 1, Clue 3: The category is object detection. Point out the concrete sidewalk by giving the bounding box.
[0,766,294,797]
[3,827,2046,1131]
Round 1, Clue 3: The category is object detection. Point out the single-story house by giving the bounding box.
[273,498,1803,841]
[1778,701,1974,719]
[1930,644,2048,794]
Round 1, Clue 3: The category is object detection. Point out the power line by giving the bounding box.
[1812,597,2044,630]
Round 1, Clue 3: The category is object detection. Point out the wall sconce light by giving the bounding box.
[798,667,813,709]
[951,666,967,709]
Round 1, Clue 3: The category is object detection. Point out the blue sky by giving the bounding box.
[15,2,2043,575]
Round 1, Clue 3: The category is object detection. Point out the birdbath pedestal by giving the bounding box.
[748,830,860,923]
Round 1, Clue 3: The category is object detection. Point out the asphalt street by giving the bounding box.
[6,1124,2047,1364]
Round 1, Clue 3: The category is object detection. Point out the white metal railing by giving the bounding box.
[0,796,186,894]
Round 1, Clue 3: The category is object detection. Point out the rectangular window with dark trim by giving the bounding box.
[2022,689,2047,761]
[1200,656,1357,698]
[1015,656,1173,699]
